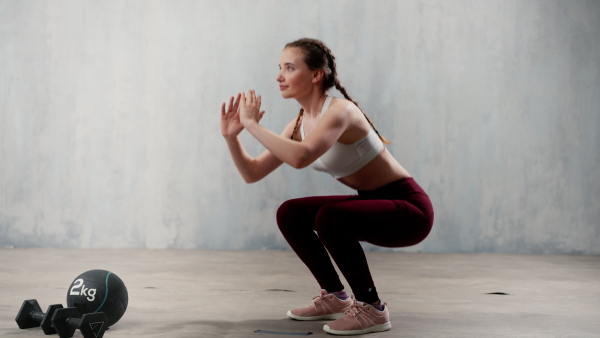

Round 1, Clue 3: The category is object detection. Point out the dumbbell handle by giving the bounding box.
[30,312,44,322]
[66,317,82,328]
[52,309,106,338]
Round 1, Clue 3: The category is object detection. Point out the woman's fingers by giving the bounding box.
[222,94,244,115]
[236,90,261,112]
[228,95,235,111]
[243,90,261,107]
[234,93,241,109]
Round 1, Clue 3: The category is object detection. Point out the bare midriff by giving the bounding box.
[337,147,412,191]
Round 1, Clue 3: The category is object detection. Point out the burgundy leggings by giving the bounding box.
[276,177,434,304]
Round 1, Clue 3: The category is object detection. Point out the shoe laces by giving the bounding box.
[344,297,365,317]
[311,289,329,304]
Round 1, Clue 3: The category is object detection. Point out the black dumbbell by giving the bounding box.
[51,307,106,338]
[15,299,64,334]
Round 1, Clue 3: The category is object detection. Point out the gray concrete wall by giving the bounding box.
[1,0,599,254]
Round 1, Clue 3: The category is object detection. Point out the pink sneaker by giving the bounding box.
[323,297,392,335]
[287,289,353,321]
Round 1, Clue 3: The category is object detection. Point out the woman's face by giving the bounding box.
[276,47,316,99]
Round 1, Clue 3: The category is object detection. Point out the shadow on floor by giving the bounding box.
[150,318,328,337]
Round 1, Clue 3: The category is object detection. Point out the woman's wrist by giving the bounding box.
[223,134,239,142]
[242,118,259,131]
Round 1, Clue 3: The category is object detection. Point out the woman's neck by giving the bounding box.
[296,91,328,118]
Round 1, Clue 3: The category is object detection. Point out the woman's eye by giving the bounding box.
[287,66,294,71]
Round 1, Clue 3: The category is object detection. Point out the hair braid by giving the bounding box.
[290,108,304,140]
[317,41,391,144]
[286,38,391,144]
[334,80,391,145]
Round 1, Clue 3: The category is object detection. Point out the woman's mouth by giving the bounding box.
[279,85,288,91]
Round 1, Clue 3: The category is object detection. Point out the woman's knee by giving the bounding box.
[314,205,346,238]
[276,198,306,232]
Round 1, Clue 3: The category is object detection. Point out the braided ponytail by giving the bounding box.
[334,80,391,145]
[290,108,304,140]
[286,38,391,144]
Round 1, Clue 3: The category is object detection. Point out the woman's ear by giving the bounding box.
[311,69,324,84]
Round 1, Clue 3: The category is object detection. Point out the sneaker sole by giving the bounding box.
[323,322,392,335]
[287,310,345,321]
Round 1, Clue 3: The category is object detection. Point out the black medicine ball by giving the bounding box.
[66,269,128,327]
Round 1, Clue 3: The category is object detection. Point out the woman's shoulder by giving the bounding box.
[328,96,361,115]
[327,97,363,120]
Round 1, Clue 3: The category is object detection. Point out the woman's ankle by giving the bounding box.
[369,300,384,311]
[329,290,349,300]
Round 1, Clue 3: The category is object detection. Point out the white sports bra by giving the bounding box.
[300,96,384,179]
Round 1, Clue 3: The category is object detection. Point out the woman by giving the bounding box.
[220,38,434,335]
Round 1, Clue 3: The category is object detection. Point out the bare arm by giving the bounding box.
[221,93,293,183]
[239,90,349,169]
[223,137,283,183]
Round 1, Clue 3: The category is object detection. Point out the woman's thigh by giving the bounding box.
[276,195,357,231]
[315,198,433,248]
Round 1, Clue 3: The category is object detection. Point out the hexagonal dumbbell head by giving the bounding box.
[78,312,106,338]
[15,299,64,334]
[51,307,106,338]
[40,304,65,334]
[15,299,42,329]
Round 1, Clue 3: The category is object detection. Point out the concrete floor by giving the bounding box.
[0,249,598,338]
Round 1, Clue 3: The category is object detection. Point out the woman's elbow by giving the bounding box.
[243,177,258,184]
[289,153,312,169]
[243,174,265,184]
[288,162,305,170]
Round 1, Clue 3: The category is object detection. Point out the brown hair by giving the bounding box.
[285,38,390,144]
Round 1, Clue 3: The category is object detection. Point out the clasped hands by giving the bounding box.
[220,90,265,139]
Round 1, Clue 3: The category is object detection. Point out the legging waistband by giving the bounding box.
[357,177,427,200]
